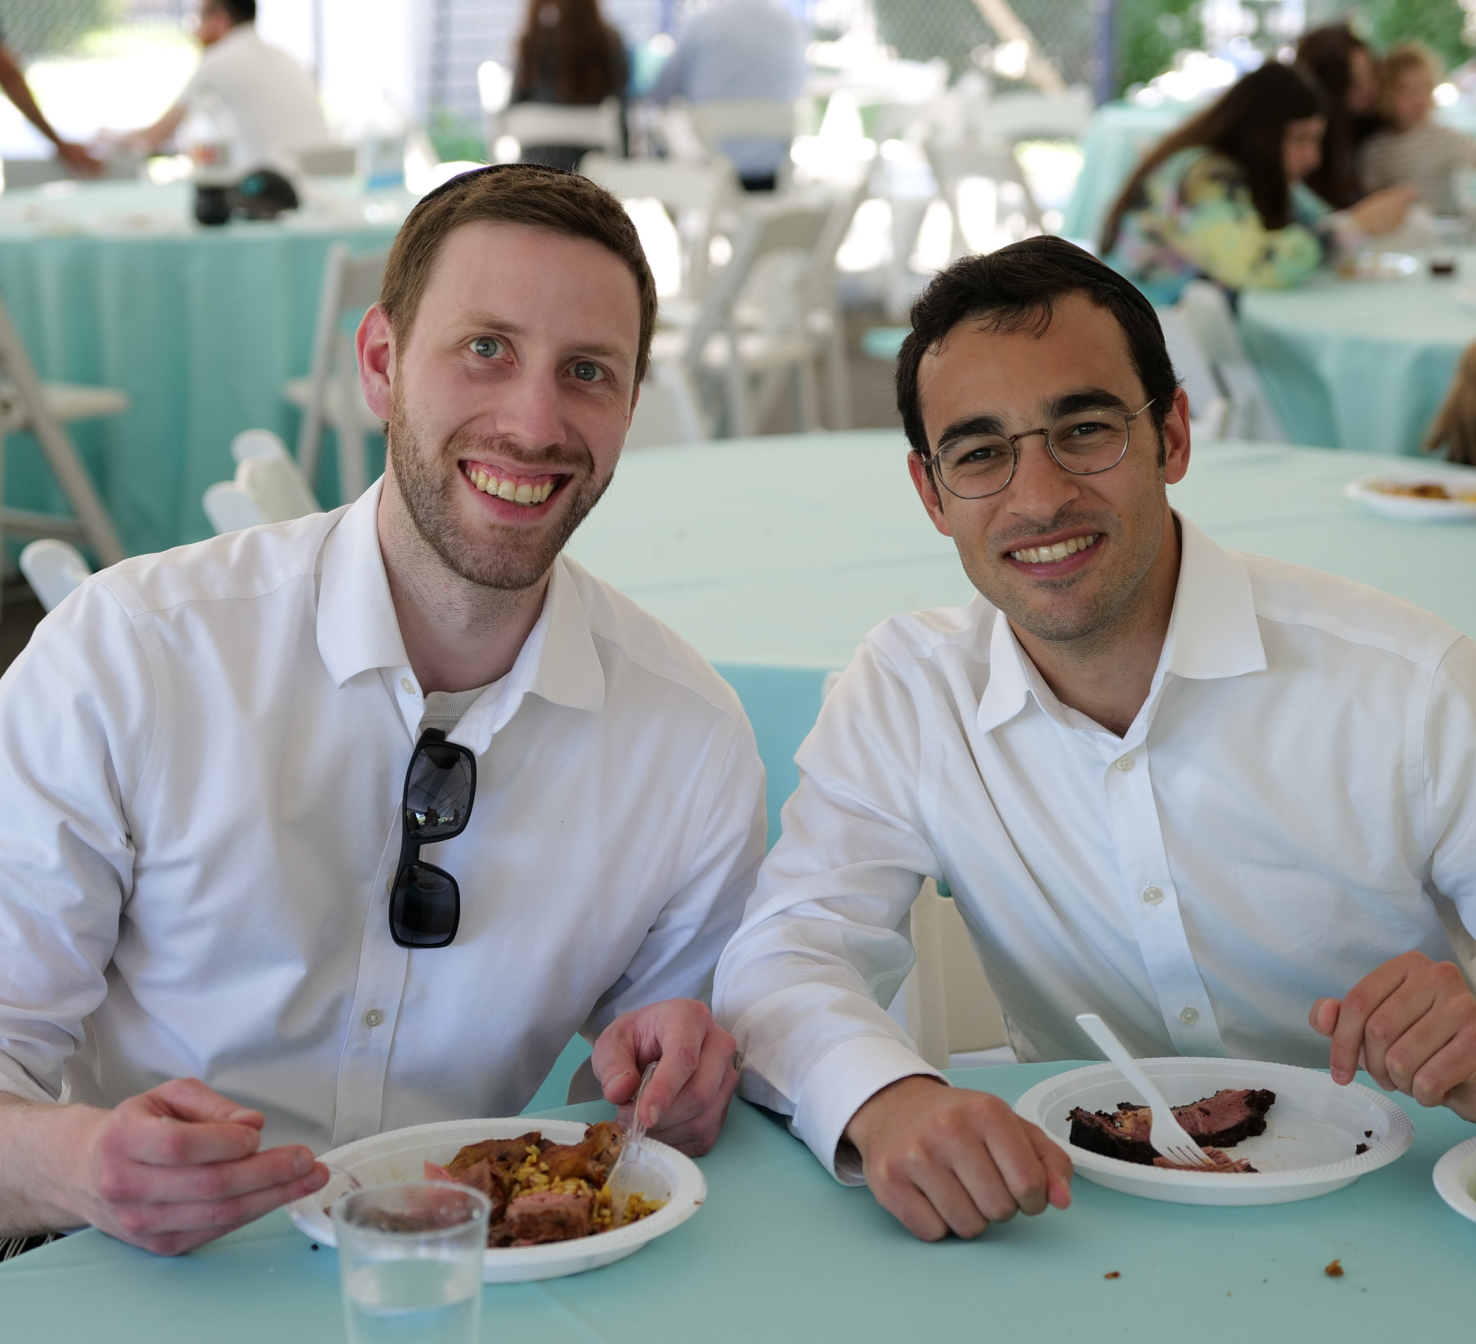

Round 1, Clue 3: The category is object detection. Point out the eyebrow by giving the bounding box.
[933,387,1134,451]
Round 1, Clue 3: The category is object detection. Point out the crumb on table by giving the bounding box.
[1325,1259,1344,1278]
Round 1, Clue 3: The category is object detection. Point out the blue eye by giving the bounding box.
[571,360,603,382]
[470,337,503,359]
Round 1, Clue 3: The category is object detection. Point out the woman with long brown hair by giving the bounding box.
[511,0,629,170]
[1295,22,1380,209]
[1102,62,1412,305]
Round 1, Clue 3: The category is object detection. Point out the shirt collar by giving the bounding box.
[316,480,605,751]
[975,512,1266,736]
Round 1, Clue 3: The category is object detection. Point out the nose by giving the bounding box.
[1003,433,1082,519]
[492,363,565,449]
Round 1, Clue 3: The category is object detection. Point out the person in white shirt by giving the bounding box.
[713,236,1476,1242]
[0,163,766,1258]
[121,0,330,171]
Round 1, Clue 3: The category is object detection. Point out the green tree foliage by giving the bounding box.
[0,0,117,57]
[1357,0,1470,72]
[1116,0,1205,93]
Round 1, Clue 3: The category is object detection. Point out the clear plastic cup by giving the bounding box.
[331,1182,489,1344]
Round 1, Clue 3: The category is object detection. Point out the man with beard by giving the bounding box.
[0,165,765,1257]
[713,236,1476,1241]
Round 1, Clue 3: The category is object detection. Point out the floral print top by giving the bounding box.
[1105,148,1336,305]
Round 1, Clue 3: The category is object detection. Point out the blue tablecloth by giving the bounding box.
[1239,265,1476,454]
[568,432,1476,839]
[4,1064,1471,1343]
[0,180,402,557]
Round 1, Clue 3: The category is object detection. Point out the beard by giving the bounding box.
[386,384,614,591]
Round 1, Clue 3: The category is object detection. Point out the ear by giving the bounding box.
[357,304,396,422]
[907,451,954,538]
[1161,386,1192,486]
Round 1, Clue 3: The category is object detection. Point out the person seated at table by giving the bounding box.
[115,0,331,172]
[1102,61,1414,305]
[1424,337,1476,465]
[0,21,102,178]
[0,164,765,1259]
[1295,21,1381,209]
[646,0,807,193]
[509,0,630,172]
[1359,42,1476,218]
[713,236,1476,1242]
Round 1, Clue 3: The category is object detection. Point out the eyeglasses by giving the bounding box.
[389,729,477,949]
[923,400,1155,500]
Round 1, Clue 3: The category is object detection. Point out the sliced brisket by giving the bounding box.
[1068,1088,1275,1167]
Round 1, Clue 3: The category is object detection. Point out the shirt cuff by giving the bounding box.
[793,1035,946,1185]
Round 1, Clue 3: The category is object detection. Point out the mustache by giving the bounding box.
[990,510,1114,550]
[444,426,591,476]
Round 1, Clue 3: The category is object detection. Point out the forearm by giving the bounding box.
[0,1093,95,1236]
[0,52,61,146]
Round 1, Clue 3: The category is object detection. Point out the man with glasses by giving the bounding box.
[713,236,1476,1241]
[0,165,765,1257]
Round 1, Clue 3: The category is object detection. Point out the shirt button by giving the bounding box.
[399,677,415,694]
[1142,886,1164,905]
[1180,1006,1200,1026]
[363,1008,385,1028]
[1114,754,1135,772]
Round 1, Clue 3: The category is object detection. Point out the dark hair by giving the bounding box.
[895,237,1178,459]
[1295,23,1376,208]
[1101,62,1326,253]
[380,164,657,385]
[208,0,257,23]
[514,0,627,104]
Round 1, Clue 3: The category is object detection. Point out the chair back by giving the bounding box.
[687,99,797,153]
[237,453,320,524]
[925,141,1042,254]
[292,145,357,176]
[1156,307,1225,433]
[498,98,622,154]
[1177,281,1286,442]
[296,243,389,482]
[18,538,90,612]
[624,362,708,449]
[977,86,1093,143]
[202,482,267,534]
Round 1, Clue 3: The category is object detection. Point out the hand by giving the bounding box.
[49,1078,328,1255]
[590,999,738,1156]
[1347,184,1418,237]
[1311,950,1476,1122]
[844,1075,1072,1241]
[54,140,103,177]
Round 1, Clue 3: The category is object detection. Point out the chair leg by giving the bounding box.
[824,328,850,430]
[796,360,820,433]
[724,360,749,438]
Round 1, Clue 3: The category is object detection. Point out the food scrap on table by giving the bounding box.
[1068,1088,1274,1169]
[1104,1271,1121,1279]
[423,1121,664,1247]
[1325,1259,1344,1278]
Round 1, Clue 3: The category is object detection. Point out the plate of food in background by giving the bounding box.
[1339,251,1418,280]
[1014,1057,1413,1206]
[1433,1135,1476,1225]
[286,1117,706,1282]
[1345,473,1476,521]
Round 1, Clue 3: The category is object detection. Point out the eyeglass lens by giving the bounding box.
[390,863,460,946]
[404,742,474,841]
[935,408,1133,498]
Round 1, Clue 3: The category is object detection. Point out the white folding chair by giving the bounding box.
[624,362,708,449]
[203,429,321,534]
[976,86,1094,144]
[684,99,797,190]
[495,99,623,161]
[282,243,388,502]
[18,538,90,612]
[1157,307,1230,441]
[925,141,1043,257]
[290,145,358,176]
[0,293,127,620]
[1177,281,1286,442]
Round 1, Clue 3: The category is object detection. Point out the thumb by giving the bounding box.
[1309,998,1340,1039]
[590,1021,643,1106]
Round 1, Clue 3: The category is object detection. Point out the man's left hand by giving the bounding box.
[590,1000,738,1156]
[1311,950,1476,1122]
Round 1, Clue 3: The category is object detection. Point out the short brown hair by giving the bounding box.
[1379,41,1442,109]
[380,164,657,385]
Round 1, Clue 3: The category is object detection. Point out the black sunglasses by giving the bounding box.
[389,729,477,949]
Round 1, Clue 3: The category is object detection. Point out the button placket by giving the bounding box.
[1102,742,1226,1056]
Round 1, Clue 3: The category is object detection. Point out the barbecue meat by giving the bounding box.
[501,1188,593,1244]
[444,1133,542,1176]
[540,1122,624,1185]
[1152,1146,1258,1173]
[1068,1088,1275,1166]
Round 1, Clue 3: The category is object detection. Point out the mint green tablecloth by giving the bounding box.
[569,432,1476,838]
[0,181,400,557]
[1239,267,1476,455]
[4,1064,1471,1343]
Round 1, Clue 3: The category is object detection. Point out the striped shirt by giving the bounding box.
[1359,121,1476,214]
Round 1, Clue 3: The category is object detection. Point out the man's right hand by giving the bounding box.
[11,1078,328,1256]
[843,1075,1072,1241]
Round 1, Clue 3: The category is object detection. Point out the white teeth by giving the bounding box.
[1009,533,1099,564]
[464,467,555,506]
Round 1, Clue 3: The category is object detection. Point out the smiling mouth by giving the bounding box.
[1008,533,1101,565]
[461,462,560,506]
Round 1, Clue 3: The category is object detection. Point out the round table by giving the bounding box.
[0,179,404,557]
[1239,262,1476,455]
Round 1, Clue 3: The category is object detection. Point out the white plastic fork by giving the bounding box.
[1075,1013,1216,1170]
[606,1060,659,1227]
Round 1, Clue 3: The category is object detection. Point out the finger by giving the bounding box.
[112,1106,265,1168]
[867,1169,952,1242]
[99,1146,323,1206]
[106,1164,329,1243]
[1328,959,1412,1085]
[1028,1125,1074,1210]
[1309,998,1340,1039]
[1360,975,1443,1091]
[1409,1031,1476,1108]
[590,1018,643,1107]
[146,1078,266,1129]
[638,1064,737,1156]
[970,1114,1053,1218]
[646,1025,737,1134]
[637,1009,716,1129]
[910,1159,993,1239]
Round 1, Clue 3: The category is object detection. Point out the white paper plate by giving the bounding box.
[1343,251,1418,279]
[1014,1058,1413,1206]
[286,1117,706,1282]
[1433,1136,1476,1224]
[1345,473,1476,521]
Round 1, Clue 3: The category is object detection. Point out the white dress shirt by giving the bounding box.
[179,23,331,170]
[0,481,766,1154]
[714,517,1476,1180]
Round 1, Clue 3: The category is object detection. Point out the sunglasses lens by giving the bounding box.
[390,863,460,947]
[405,743,474,841]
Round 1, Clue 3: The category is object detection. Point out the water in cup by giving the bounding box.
[343,1257,480,1344]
